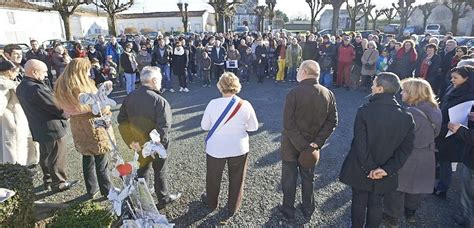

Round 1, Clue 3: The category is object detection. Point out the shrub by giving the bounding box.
[48,201,115,228]
[0,163,35,227]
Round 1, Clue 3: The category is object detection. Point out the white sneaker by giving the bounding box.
[183,88,189,92]
[169,88,175,93]
[179,87,184,92]
[162,88,167,93]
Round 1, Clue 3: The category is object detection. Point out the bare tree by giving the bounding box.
[305,0,328,33]
[361,0,375,30]
[417,2,437,31]
[254,5,266,32]
[93,0,135,36]
[442,1,471,35]
[266,0,277,30]
[369,9,385,30]
[42,0,90,41]
[346,0,366,31]
[392,0,416,36]
[328,0,344,35]
[381,8,397,25]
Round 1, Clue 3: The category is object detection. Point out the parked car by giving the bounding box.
[317,29,344,36]
[425,24,446,35]
[234,26,249,35]
[455,36,474,48]
[358,30,374,38]
[403,26,424,35]
[383,24,400,35]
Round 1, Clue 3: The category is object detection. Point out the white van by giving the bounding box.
[425,24,446,35]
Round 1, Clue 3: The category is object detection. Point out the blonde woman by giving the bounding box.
[200,72,258,218]
[0,59,38,166]
[383,78,442,226]
[54,58,113,199]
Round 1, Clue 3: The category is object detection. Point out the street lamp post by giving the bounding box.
[265,0,276,31]
[177,0,189,33]
[208,0,242,33]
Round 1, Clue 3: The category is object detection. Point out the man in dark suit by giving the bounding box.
[16,59,77,192]
[118,66,181,209]
[210,39,226,80]
[280,60,338,221]
[339,72,415,228]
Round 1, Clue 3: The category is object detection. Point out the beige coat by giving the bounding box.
[0,76,39,166]
[360,48,379,76]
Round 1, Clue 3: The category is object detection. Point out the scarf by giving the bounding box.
[174,47,185,56]
[395,47,417,63]
[420,55,432,79]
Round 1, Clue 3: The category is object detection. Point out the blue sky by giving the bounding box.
[126,0,432,19]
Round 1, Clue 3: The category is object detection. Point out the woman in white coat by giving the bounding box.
[200,72,259,218]
[0,59,38,166]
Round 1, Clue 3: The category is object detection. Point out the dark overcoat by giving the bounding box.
[339,93,415,194]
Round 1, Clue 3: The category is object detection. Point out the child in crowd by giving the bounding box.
[240,47,254,84]
[90,58,106,86]
[376,49,390,74]
[103,55,118,85]
[201,51,212,87]
[226,44,241,76]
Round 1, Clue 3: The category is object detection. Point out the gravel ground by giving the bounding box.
[32,77,463,227]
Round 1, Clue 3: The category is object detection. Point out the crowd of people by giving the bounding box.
[0,28,473,227]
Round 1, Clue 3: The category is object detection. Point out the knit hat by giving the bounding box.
[0,59,15,72]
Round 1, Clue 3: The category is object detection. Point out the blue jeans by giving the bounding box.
[460,164,474,227]
[187,67,194,82]
[124,72,136,94]
[436,161,452,192]
[320,71,333,88]
[288,66,297,82]
[157,64,172,89]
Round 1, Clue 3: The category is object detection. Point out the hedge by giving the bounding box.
[0,163,35,227]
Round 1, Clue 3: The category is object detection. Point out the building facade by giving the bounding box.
[116,10,215,34]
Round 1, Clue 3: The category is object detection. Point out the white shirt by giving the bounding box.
[201,96,259,158]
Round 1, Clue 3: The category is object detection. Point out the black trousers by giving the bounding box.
[213,64,225,80]
[281,160,315,216]
[351,188,384,228]
[384,191,424,218]
[82,154,112,196]
[39,137,67,188]
[137,157,168,204]
[176,73,187,88]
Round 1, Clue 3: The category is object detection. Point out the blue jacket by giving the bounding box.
[106,43,123,64]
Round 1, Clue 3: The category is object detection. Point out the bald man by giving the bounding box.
[16,59,77,192]
[280,60,338,221]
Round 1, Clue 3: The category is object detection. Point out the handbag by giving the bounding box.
[364,51,375,70]
[298,149,320,169]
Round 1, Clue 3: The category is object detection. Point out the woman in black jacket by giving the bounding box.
[434,65,474,198]
[171,41,189,92]
[415,44,441,94]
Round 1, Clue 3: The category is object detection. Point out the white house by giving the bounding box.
[0,1,109,44]
[319,8,366,31]
[116,10,215,34]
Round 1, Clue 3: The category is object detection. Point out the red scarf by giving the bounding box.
[451,56,461,68]
[395,47,417,63]
[420,56,431,79]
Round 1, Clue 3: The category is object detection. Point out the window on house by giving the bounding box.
[7,12,15,24]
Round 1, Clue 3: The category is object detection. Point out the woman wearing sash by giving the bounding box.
[200,72,259,218]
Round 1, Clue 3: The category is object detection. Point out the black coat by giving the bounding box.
[455,125,474,170]
[415,54,441,85]
[255,45,267,66]
[16,77,68,142]
[339,93,415,194]
[118,86,172,167]
[302,41,320,61]
[171,49,188,75]
[435,84,474,162]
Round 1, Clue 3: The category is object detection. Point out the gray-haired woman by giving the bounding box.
[360,41,379,89]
